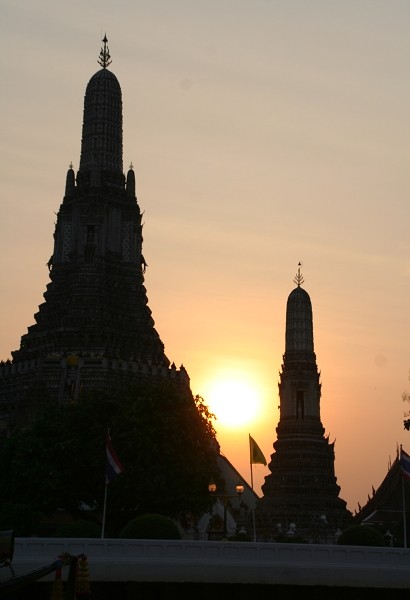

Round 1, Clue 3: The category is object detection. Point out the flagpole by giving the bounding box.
[101,428,110,540]
[249,433,267,543]
[402,476,407,548]
[249,434,257,543]
[401,445,407,548]
[102,428,125,539]
[250,444,255,490]
[101,480,108,539]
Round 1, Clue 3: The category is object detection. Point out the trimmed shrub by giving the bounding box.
[119,513,181,539]
[0,503,37,537]
[229,531,252,542]
[337,525,386,546]
[53,519,101,538]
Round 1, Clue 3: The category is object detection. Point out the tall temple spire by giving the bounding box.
[0,39,193,427]
[285,262,314,358]
[79,34,122,178]
[254,268,352,542]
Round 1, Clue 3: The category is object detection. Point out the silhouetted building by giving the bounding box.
[254,265,352,542]
[354,448,410,547]
[0,37,190,433]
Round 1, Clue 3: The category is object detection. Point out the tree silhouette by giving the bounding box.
[0,381,219,536]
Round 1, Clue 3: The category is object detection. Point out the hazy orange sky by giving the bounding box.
[1,1,409,514]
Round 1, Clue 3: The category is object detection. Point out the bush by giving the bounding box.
[53,519,101,538]
[119,513,181,539]
[337,525,386,546]
[0,503,38,536]
[228,531,252,542]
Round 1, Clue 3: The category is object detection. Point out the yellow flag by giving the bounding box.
[249,434,267,465]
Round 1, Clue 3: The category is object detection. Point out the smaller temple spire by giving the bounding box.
[98,34,112,69]
[65,162,75,197]
[293,261,305,287]
[126,164,136,198]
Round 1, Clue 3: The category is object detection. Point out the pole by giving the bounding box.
[401,445,407,548]
[101,428,109,539]
[249,434,255,488]
[402,477,407,549]
[101,481,108,539]
[249,458,257,542]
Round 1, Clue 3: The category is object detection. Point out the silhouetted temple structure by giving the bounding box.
[254,265,352,542]
[0,37,190,433]
[0,37,384,546]
[353,448,410,547]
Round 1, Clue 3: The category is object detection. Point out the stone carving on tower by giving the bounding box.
[254,264,352,542]
[0,36,189,431]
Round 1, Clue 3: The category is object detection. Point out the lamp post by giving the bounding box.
[208,480,244,539]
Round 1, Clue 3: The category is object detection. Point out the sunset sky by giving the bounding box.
[1,0,409,514]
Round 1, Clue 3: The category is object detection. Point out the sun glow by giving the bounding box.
[204,375,262,428]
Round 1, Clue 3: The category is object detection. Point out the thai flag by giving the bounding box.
[106,432,124,484]
[400,447,410,480]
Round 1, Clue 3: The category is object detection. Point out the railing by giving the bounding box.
[0,530,15,577]
[4,537,410,590]
[0,541,89,599]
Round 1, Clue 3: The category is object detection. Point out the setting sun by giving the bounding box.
[204,375,262,428]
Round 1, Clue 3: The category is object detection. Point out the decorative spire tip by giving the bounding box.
[98,33,112,69]
[293,261,304,287]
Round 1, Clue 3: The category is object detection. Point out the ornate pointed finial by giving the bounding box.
[293,261,304,287]
[129,162,134,170]
[98,34,112,69]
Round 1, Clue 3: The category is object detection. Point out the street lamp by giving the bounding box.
[208,480,244,539]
